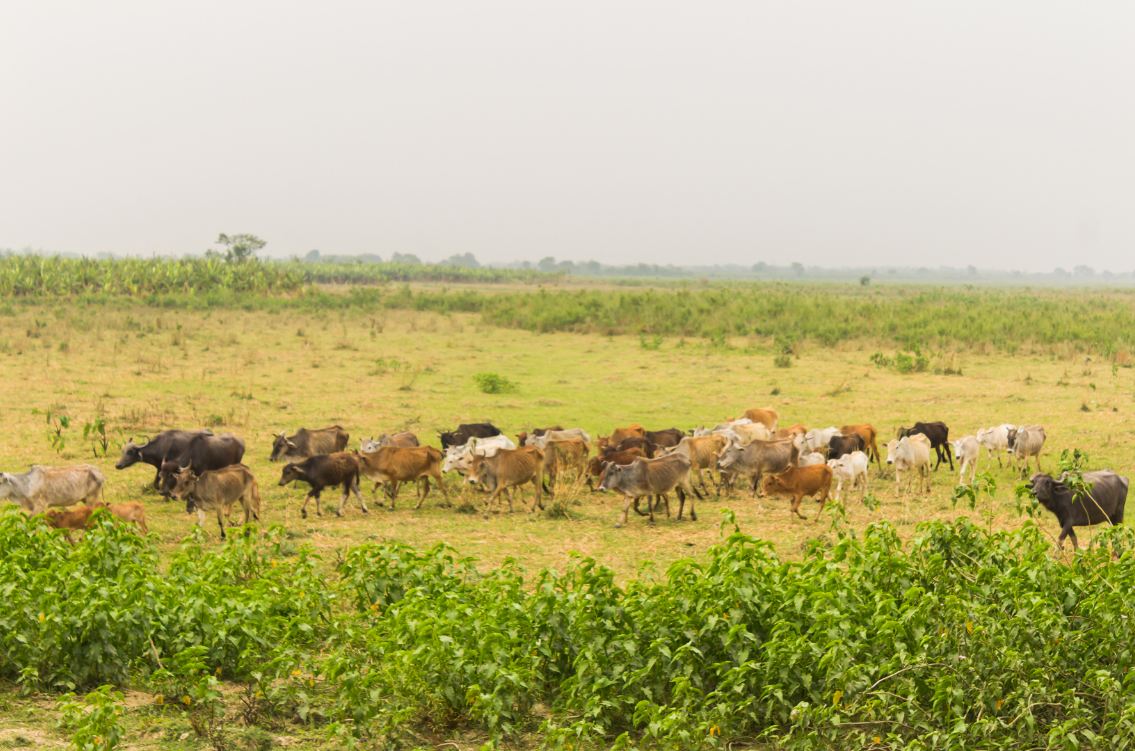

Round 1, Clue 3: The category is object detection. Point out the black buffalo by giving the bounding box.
[898,422,953,470]
[159,433,246,496]
[115,429,214,488]
[1029,471,1129,551]
[439,422,502,449]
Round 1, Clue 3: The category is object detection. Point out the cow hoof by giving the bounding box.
[300,510,307,519]
[689,512,698,521]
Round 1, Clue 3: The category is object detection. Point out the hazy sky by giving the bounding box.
[2,2,1132,270]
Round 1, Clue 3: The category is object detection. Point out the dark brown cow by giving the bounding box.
[840,424,881,466]
[278,452,364,518]
[827,433,866,461]
[356,445,447,510]
[897,422,953,470]
[271,425,349,462]
[644,428,684,452]
[598,424,646,451]
[761,464,833,520]
[466,446,545,513]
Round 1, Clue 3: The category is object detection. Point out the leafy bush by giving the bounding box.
[473,372,516,394]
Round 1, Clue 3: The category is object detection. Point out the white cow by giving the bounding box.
[525,428,591,449]
[802,427,840,455]
[885,435,931,493]
[975,424,1014,467]
[827,451,870,501]
[798,451,828,467]
[0,465,106,513]
[1007,425,1046,473]
[951,435,981,485]
[442,435,517,474]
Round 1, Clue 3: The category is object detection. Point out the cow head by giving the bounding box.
[116,442,145,469]
[167,467,198,510]
[1006,428,1019,452]
[439,431,459,449]
[360,437,381,453]
[884,439,900,464]
[269,433,296,462]
[0,473,14,500]
[464,455,486,486]
[157,460,181,497]
[278,463,305,486]
[597,462,625,491]
[716,444,742,471]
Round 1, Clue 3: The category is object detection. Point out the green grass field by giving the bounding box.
[2,285,1135,749]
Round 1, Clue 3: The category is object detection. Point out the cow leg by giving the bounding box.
[814,484,831,522]
[312,490,323,517]
[617,495,634,527]
[530,478,543,513]
[791,493,806,519]
[215,508,226,540]
[750,471,761,498]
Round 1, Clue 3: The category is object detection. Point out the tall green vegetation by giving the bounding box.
[5,507,1135,748]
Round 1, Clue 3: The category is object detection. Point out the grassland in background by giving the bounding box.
[2,280,1135,749]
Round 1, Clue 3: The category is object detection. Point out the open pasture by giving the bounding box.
[0,297,1130,574]
[3,285,1135,750]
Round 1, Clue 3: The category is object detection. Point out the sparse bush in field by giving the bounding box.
[59,685,124,751]
[474,372,516,394]
[638,333,663,350]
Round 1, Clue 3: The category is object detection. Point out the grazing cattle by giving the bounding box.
[643,428,684,452]
[976,424,1015,467]
[600,453,700,527]
[439,422,503,450]
[840,424,881,466]
[158,432,245,496]
[357,446,447,509]
[743,408,779,431]
[1028,471,1128,551]
[798,451,827,467]
[527,428,592,449]
[360,432,420,452]
[586,447,646,490]
[897,422,953,470]
[541,438,590,492]
[951,435,981,485]
[278,452,365,518]
[45,502,149,538]
[716,438,798,497]
[657,434,726,495]
[773,424,808,441]
[761,464,833,520]
[828,433,866,461]
[442,434,517,474]
[1008,425,1046,474]
[723,422,774,447]
[828,451,869,501]
[115,429,213,488]
[599,424,647,451]
[516,426,562,447]
[0,465,105,513]
[885,435,932,493]
[609,436,653,456]
[270,425,349,462]
[169,464,261,539]
[466,446,545,513]
[801,427,840,455]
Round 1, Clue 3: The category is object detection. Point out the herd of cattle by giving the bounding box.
[0,407,1127,550]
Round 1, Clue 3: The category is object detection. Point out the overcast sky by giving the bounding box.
[2,2,1132,270]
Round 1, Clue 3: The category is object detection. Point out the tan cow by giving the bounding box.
[743,408,779,431]
[466,446,545,513]
[542,438,590,494]
[170,464,261,539]
[356,446,447,510]
[45,502,149,540]
[657,434,726,496]
[761,464,833,520]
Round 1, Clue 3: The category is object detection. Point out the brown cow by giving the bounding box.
[840,424,881,466]
[44,502,149,540]
[598,424,646,451]
[773,424,807,440]
[271,425,349,462]
[466,446,545,513]
[587,447,646,490]
[356,445,447,510]
[171,464,262,539]
[761,464,833,520]
[542,438,589,494]
[743,408,779,431]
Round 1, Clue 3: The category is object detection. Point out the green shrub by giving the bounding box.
[473,372,516,394]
